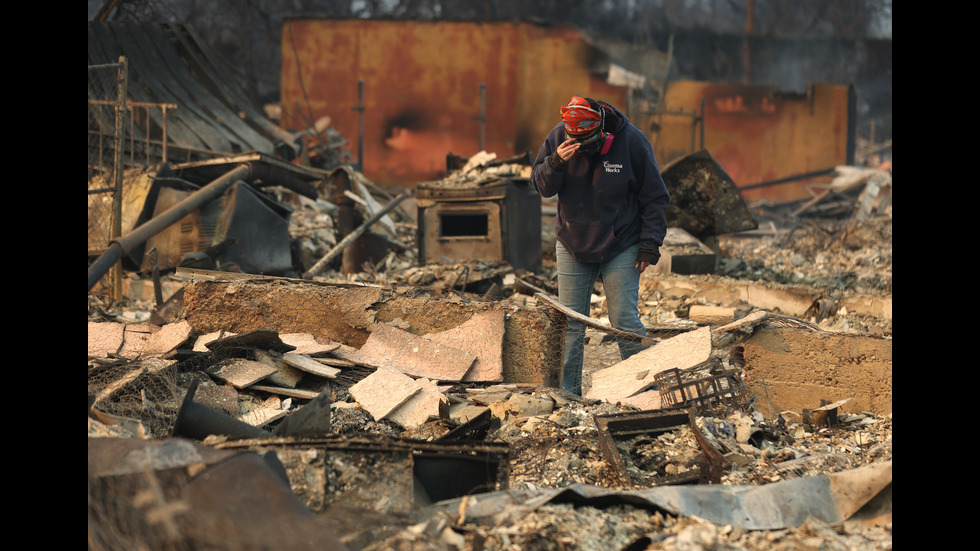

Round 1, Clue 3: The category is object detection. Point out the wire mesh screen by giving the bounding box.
[88,357,183,439]
[89,59,127,303]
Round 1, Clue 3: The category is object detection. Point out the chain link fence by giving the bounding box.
[89,58,128,306]
[89,56,181,311]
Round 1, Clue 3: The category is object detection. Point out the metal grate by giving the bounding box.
[654,358,752,414]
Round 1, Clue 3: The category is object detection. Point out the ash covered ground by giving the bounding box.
[90,171,893,551]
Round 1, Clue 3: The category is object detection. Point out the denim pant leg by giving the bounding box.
[556,242,599,395]
[598,244,648,360]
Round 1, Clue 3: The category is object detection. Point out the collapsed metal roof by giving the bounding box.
[88,21,292,160]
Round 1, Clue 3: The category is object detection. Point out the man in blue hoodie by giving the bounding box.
[532,96,671,396]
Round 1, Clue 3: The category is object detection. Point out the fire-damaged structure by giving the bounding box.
[88,16,891,551]
[416,152,541,273]
[279,17,873,204]
[87,153,329,292]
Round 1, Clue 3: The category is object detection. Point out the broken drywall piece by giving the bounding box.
[586,326,712,403]
[253,350,304,388]
[503,394,555,419]
[688,305,735,325]
[345,323,477,381]
[387,378,448,428]
[141,320,194,358]
[279,333,341,356]
[212,359,278,389]
[825,460,892,523]
[193,330,229,352]
[349,365,423,421]
[88,321,126,358]
[249,385,320,400]
[450,404,491,424]
[466,387,513,406]
[282,352,341,379]
[425,310,505,382]
[239,396,288,427]
[714,310,769,333]
[461,151,497,172]
[119,323,158,360]
[710,310,770,348]
[619,389,662,410]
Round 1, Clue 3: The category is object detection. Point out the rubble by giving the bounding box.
[88,155,892,550]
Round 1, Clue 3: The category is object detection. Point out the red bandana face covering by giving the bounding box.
[561,96,602,137]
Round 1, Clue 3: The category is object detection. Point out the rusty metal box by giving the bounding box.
[416,180,541,272]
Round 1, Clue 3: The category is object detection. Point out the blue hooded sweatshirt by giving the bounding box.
[531,100,670,264]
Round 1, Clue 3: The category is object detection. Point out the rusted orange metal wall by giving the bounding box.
[280,18,626,189]
[648,81,854,203]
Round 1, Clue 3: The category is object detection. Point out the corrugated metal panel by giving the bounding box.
[88,22,277,158]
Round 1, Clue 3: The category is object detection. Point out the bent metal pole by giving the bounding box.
[302,191,410,280]
[87,163,252,292]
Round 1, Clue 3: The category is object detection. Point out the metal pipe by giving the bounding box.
[302,191,409,279]
[690,97,706,154]
[744,0,754,85]
[475,82,486,152]
[87,163,251,291]
[738,167,837,190]
[352,79,365,172]
[700,96,706,151]
[147,247,163,307]
[690,106,696,154]
[112,56,128,304]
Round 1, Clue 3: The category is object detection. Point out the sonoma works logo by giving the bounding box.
[603,161,623,173]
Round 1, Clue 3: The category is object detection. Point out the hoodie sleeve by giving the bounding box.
[629,128,671,257]
[531,125,567,198]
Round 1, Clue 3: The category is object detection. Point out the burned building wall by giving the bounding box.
[647,81,855,204]
[279,18,627,189]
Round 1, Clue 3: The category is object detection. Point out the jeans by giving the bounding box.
[556,241,648,395]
